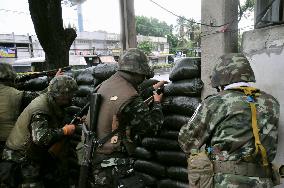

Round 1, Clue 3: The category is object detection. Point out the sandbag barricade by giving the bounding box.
[134,57,203,187]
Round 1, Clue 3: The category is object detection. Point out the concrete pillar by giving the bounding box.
[201,0,238,98]
[119,0,137,51]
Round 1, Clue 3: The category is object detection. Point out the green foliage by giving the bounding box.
[241,0,255,12]
[136,16,172,37]
[167,34,179,54]
[137,40,154,55]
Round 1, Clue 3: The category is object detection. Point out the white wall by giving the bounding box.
[242,25,284,166]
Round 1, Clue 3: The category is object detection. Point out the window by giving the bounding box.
[255,0,284,28]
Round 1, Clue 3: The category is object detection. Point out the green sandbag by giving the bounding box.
[169,57,200,81]
[164,78,203,97]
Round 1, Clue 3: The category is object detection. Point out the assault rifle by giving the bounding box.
[48,102,90,158]
[16,66,72,83]
[144,85,165,105]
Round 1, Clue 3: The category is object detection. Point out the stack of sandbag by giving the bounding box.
[68,63,118,109]
[133,58,203,188]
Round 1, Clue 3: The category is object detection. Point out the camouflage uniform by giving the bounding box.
[2,75,78,188]
[178,53,280,188]
[0,63,38,159]
[89,49,164,188]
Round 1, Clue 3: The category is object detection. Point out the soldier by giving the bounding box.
[88,48,166,187]
[0,63,38,159]
[178,53,280,187]
[1,75,79,187]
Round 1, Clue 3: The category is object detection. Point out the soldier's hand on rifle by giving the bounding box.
[55,68,64,77]
[153,80,168,90]
[62,124,76,135]
[153,92,163,102]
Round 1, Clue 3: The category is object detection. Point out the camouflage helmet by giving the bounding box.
[0,63,17,81]
[48,75,78,97]
[118,48,152,77]
[210,53,255,88]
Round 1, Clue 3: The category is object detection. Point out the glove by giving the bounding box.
[62,124,75,135]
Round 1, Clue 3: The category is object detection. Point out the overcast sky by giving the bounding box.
[0,0,253,35]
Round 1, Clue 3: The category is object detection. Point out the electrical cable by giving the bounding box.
[149,0,242,28]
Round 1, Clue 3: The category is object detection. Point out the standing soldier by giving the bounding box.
[87,48,166,187]
[1,75,79,187]
[178,53,280,187]
[0,63,38,159]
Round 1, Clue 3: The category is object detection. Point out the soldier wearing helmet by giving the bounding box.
[179,53,280,187]
[2,75,79,187]
[0,63,39,160]
[88,48,166,187]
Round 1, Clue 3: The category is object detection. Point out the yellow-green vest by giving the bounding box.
[0,84,23,141]
[6,93,64,154]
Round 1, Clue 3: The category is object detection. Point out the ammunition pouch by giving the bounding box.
[118,174,145,188]
[187,152,214,188]
[271,163,282,186]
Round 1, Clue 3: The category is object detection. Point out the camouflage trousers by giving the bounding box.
[90,154,145,188]
[214,173,274,188]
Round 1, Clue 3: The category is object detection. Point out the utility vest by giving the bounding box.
[0,84,23,141]
[95,73,138,154]
[6,94,64,160]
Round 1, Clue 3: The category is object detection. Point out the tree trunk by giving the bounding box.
[28,0,77,70]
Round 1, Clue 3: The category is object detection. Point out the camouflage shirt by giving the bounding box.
[178,88,279,187]
[121,94,164,137]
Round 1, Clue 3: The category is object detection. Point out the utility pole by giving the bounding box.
[119,0,137,51]
[201,0,238,98]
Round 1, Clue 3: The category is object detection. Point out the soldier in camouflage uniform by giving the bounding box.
[0,63,38,159]
[88,48,165,188]
[1,75,78,187]
[178,53,280,188]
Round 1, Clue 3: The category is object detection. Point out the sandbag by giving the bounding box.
[158,179,188,188]
[76,68,94,85]
[93,63,118,80]
[155,151,187,166]
[163,114,191,131]
[159,130,179,140]
[72,97,89,108]
[167,167,188,182]
[169,58,200,81]
[19,76,49,91]
[162,96,201,116]
[134,160,166,178]
[134,147,153,160]
[136,172,157,186]
[164,78,203,97]
[142,138,180,151]
[75,85,94,97]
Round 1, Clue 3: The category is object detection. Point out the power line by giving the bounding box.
[0,8,29,15]
[148,0,240,28]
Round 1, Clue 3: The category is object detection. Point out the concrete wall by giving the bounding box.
[201,0,238,99]
[242,24,284,166]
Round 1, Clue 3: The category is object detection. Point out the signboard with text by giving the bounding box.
[0,47,16,58]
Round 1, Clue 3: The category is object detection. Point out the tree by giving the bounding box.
[137,40,154,55]
[136,16,172,37]
[28,0,77,70]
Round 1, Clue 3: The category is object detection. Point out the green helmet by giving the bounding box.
[48,75,78,97]
[0,63,17,81]
[118,48,152,78]
[210,53,255,88]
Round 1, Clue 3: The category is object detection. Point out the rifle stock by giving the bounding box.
[79,93,101,188]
